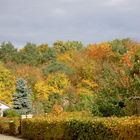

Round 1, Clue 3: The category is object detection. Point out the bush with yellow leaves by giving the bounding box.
[0,63,15,104]
[21,113,140,140]
[34,73,70,100]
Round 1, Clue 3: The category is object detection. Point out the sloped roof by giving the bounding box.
[0,101,11,108]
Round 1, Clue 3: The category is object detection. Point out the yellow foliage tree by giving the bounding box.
[0,63,15,104]
[34,80,49,100]
[34,73,70,100]
[47,73,70,93]
[37,44,48,54]
[57,51,76,64]
[64,51,96,84]
[77,79,98,95]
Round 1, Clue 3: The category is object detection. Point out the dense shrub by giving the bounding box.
[21,113,140,140]
[9,118,21,135]
[92,94,125,117]
[3,109,20,117]
[0,117,20,135]
[0,118,10,134]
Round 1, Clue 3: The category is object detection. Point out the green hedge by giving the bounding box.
[21,113,140,140]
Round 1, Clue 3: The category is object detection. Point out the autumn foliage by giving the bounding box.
[0,39,140,117]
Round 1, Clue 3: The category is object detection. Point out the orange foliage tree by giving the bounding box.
[86,42,114,61]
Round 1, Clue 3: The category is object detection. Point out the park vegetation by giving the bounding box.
[0,39,140,139]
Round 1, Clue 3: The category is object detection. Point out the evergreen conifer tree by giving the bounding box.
[13,78,32,115]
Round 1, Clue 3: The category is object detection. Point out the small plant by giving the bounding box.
[3,109,20,117]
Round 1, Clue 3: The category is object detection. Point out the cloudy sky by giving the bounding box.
[0,0,140,47]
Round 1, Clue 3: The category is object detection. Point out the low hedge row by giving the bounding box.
[21,113,140,140]
[0,117,20,136]
[0,117,10,134]
[0,113,140,140]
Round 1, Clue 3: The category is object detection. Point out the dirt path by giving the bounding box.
[0,134,24,140]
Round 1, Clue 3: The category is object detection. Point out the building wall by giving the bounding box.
[0,103,10,117]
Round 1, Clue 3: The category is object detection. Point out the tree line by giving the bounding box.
[0,39,140,117]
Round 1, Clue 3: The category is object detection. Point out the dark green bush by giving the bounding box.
[92,93,125,117]
[3,109,20,117]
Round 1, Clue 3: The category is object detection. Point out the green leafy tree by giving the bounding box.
[13,78,32,115]
[109,39,129,55]
[131,50,140,77]
[44,93,62,113]
[0,41,17,62]
[41,48,56,63]
[93,93,125,117]
[130,50,140,94]
[18,43,40,65]
[124,50,140,115]
[42,61,74,76]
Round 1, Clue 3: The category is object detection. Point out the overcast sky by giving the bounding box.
[0,0,140,47]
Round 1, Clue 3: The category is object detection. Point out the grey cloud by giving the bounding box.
[0,0,140,47]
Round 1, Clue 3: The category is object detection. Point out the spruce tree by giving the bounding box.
[13,78,32,115]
